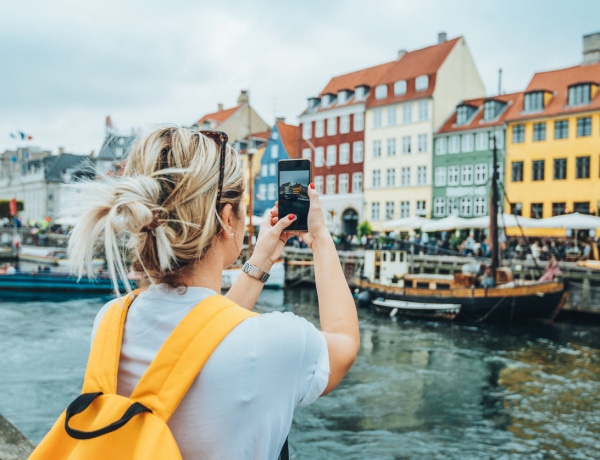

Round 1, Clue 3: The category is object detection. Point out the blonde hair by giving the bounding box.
[67,125,244,292]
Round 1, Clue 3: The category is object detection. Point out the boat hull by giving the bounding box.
[371,298,461,321]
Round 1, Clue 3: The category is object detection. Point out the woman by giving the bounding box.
[67,126,360,459]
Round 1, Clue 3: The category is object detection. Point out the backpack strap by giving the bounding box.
[82,290,140,394]
[130,294,257,421]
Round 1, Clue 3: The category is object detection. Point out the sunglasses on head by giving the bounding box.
[200,130,228,210]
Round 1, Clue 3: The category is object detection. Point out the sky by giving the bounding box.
[1,0,598,156]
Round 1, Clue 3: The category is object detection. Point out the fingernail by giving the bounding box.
[309,183,315,189]
[288,214,296,221]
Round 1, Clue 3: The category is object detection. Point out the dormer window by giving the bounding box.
[355,85,368,101]
[415,75,429,91]
[524,91,544,112]
[321,93,335,108]
[456,105,476,125]
[568,83,591,106]
[394,80,407,95]
[375,85,388,99]
[483,100,505,121]
[338,90,347,105]
[307,97,321,113]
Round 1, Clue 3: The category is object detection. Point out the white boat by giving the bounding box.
[19,246,105,268]
[222,260,285,289]
[371,298,461,320]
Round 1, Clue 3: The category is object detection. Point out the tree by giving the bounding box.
[357,220,372,239]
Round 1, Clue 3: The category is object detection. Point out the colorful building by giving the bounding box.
[505,32,600,218]
[363,33,485,230]
[432,92,521,219]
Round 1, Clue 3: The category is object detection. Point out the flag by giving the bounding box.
[18,131,33,140]
[10,132,17,139]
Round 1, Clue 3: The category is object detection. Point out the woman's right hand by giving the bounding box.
[299,184,330,249]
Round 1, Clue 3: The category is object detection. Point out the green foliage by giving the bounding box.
[357,220,372,239]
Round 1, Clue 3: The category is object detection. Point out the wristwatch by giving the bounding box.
[242,262,270,283]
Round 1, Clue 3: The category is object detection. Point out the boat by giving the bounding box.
[18,246,105,268]
[222,260,286,289]
[371,298,461,320]
[353,138,567,323]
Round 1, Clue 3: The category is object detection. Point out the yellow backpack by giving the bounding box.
[30,291,257,459]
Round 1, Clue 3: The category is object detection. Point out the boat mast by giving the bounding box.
[490,135,500,276]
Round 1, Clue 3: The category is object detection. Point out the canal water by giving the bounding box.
[1,287,599,459]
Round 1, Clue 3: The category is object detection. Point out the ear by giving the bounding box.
[220,203,236,238]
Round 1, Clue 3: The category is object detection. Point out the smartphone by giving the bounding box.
[278,159,312,231]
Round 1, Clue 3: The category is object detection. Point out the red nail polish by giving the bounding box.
[309,183,315,189]
[288,214,296,220]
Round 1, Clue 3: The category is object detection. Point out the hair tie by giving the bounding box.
[141,210,166,233]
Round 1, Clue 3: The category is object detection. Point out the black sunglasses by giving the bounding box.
[200,130,228,210]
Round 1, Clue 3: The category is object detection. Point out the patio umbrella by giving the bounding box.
[381,216,430,231]
[468,213,538,229]
[421,215,474,232]
[528,212,600,229]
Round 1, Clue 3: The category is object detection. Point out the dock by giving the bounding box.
[0,414,34,460]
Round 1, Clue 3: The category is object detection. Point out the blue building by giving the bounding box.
[254,120,299,217]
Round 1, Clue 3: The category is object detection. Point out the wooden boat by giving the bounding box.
[18,246,104,268]
[221,260,286,289]
[353,139,567,323]
[371,298,461,320]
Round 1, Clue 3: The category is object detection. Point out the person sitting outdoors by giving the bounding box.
[539,254,562,282]
[480,264,496,288]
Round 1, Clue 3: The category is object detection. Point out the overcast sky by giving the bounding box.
[1,0,598,155]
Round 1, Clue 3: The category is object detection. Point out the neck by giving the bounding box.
[179,245,227,291]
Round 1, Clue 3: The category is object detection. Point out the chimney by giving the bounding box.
[217,103,224,111]
[583,31,600,65]
[275,117,285,123]
[397,49,407,60]
[58,146,65,155]
[438,32,447,44]
[237,90,249,105]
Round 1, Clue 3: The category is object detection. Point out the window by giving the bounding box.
[372,169,381,187]
[353,113,364,131]
[448,136,460,153]
[326,175,336,194]
[355,86,367,101]
[554,120,568,139]
[385,201,395,219]
[460,197,472,216]
[373,140,382,158]
[475,163,488,184]
[402,104,412,123]
[401,167,411,186]
[339,174,349,194]
[418,101,429,121]
[417,134,428,152]
[302,123,312,139]
[386,168,396,187]
[315,147,324,167]
[447,197,459,215]
[576,156,590,178]
[510,202,522,216]
[269,163,276,176]
[375,84,388,99]
[483,100,502,120]
[258,184,266,200]
[417,166,427,185]
[533,123,546,141]
[434,197,445,217]
[261,164,268,177]
[476,132,488,151]
[511,161,523,182]
[532,160,545,181]
[577,117,592,137]
[386,138,396,156]
[340,115,350,134]
[267,183,276,200]
[524,91,544,112]
[568,84,591,106]
[512,125,525,143]
[461,134,474,152]
[339,143,350,164]
[353,141,363,163]
[352,172,362,193]
[394,80,407,95]
[302,148,311,160]
[337,91,347,105]
[474,197,486,216]
[574,202,590,214]
[373,109,383,128]
[553,158,567,180]
[326,146,336,166]
[315,120,324,138]
[402,136,411,154]
[371,202,380,220]
[530,203,543,219]
[436,137,447,155]
[270,144,279,158]
[400,201,410,218]
[456,105,474,125]
[415,75,429,91]
[314,176,323,194]
[448,166,459,186]
[434,167,447,186]
[461,165,473,185]
[321,94,334,108]
[387,107,397,126]
[416,200,426,216]
[552,202,566,216]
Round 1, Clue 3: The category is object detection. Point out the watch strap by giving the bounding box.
[242,262,270,283]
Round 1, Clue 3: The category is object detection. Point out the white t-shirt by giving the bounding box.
[92,284,330,459]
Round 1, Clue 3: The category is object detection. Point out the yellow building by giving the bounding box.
[505,42,600,219]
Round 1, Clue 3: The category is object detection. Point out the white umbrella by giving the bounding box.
[528,212,600,229]
[468,213,538,229]
[381,216,430,231]
[421,214,474,232]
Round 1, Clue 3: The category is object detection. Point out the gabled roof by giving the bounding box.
[276,121,299,159]
[97,134,135,161]
[437,92,523,134]
[196,105,242,126]
[44,153,93,182]
[507,61,600,121]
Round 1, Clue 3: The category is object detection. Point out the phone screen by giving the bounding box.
[278,159,312,231]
